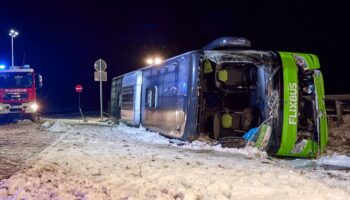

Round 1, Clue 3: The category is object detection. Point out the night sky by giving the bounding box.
[0,1,348,113]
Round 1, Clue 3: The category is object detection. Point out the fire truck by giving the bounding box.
[0,65,43,122]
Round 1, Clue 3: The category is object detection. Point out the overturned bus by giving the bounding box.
[110,37,328,158]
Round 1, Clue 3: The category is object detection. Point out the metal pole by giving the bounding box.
[335,100,344,125]
[11,36,14,67]
[79,92,81,108]
[99,59,103,121]
[78,93,85,121]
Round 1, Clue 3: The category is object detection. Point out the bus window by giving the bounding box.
[146,86,158,109]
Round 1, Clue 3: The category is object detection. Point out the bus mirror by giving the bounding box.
[35,74,43,89]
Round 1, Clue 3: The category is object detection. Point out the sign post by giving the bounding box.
[75,84,85,121]
[94,59,107,121]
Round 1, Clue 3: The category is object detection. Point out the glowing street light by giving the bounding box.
[145,57,162,65]
[9,29,19,67]
[154,57,162,64]
[146,58,154,65]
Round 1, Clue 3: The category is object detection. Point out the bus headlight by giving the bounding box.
[30,103,39,112]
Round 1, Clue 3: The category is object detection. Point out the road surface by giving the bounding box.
[0,119,349,199]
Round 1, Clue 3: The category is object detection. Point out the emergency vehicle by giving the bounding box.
[0,65,42,122]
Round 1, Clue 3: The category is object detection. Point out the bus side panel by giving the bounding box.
[181,53,199,140]
[141,53,194,138]
[110,76,123,120]
[141,67,163,132]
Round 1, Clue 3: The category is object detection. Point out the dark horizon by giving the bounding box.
[0,0,349,112]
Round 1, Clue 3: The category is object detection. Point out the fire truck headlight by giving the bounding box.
[30,103,39,112]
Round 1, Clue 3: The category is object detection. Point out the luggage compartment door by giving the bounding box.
[121,71,142,126]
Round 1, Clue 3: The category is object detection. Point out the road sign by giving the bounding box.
[75,84,83,93]
[94,71,107,81]
[75,84,85,121]
[94,59,107,121]
[94,59,107,72]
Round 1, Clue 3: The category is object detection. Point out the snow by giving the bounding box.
[283,159,317,169]
[41,120,54,129]
[112,123,170,145]
[41,118,350,167]
[44,120,267,158]
[47,121,72,133]
[1,119,350,199]
[112,122,267,158]
[16,119,32,124]
[317,154,350,168]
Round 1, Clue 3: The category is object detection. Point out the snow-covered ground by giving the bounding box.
[317,154,350,168]
[0,119,350,199]
[0,122,60,180]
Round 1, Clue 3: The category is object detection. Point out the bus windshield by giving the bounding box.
[0,72,34,88]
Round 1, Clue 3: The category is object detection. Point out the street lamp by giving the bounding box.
[146,58,154,65]
[154,57,162,64]
[9,29,19,67]
[145,57,162,65]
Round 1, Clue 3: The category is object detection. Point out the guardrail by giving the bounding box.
[324,95,350,125]
[303,94,350,125]
[325,94,350,125]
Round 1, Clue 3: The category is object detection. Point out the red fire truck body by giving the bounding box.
[0,66,42,120]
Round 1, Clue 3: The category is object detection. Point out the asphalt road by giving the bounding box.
[0,121,59,180]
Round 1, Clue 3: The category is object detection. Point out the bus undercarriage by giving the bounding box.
[197,50,326,157]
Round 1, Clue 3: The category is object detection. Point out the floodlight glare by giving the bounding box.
[9,29,19,67]
[30,103,39,112]
[154,58,162,64]
[146,58,154,65]
[9,29,19,37]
